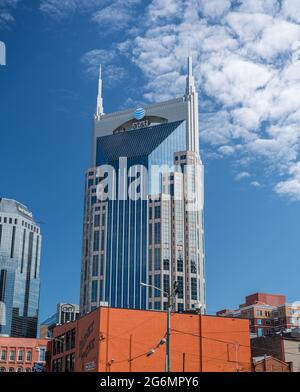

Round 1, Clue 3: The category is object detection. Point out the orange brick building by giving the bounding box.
[50,307,251,372]
[0,337,50,372]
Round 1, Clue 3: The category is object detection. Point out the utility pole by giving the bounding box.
[141,281,179,372]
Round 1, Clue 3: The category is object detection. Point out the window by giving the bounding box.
[17,367,23,372]
[163,275,169,297]
[256,310,263,317]
[1,350,6,361]
[91,280,98,303]
[257,328,263,337]
[191,278,198,300]
[154,223,160,244]
[177,257,183,272]
[265,319,271,325]
[26,351,32,362]
[26,368,31,372]
[190,260,197,274]
[163,259,169,270]
[39,348,46,362]
[154,275,161,297]
[177,277,184,299]
[290,309,295,315]
[94,215,100,227]
[93,231,100,252]
[0,367,5,372]
[257,319,262,325]
[9,350,15,361]
[8,367,14,372]
[92,255,98,277]
[154,248,161,270]
[17,349,24,362]
[154,206,161,219]
[290,318,295,324]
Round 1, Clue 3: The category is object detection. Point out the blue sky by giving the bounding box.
[0,0,300,323]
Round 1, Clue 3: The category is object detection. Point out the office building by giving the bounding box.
[80,57,205,314]
[40,303,79,338]
[0,198,41,338]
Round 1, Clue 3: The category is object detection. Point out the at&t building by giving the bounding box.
[80,58,206,314]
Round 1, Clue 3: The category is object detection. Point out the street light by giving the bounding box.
[140,281,179,372]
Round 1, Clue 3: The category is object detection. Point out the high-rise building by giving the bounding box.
[0,198,41,338]
[40,303,79,338]
[80,57,205,314]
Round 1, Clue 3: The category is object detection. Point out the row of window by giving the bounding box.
[52,329,76,356]
[0,349,32,362]
[0,367,32,372]
[0,216,39,233]
[52,353,75,372]
[148,254,197,274]
[255,309,300,317]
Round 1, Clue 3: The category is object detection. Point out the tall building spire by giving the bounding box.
[186,56,196,95]
[96,64,104,118]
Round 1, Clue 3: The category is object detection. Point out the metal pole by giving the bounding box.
[166,294,171,372]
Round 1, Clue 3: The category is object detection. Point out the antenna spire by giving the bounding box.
[96,64,104,118]
[186,56,196,95]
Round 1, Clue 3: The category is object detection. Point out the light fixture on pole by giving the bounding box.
[140,281,179,372]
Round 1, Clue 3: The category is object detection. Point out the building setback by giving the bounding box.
[49,306,251,372]
[80,57,205,314]
[0,199,42,338]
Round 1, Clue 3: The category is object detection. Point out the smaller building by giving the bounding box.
[251,334,300,372]
[252,355,292,372]
[217,292,300,337]
[40,303,79,338]
[48,306,251,373]
[0,336,50,372]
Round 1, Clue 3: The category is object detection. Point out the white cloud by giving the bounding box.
[198,0,231,20]
[251,181,261,187]
[0,0,20,28]
[81,49,126,86]
[282,0,300,24]
[40,0,140,30]
[237,0,280,15]
[218,145,235,156]
[122,0,300,201]
[235,172,251,181]
[40,0,300,201]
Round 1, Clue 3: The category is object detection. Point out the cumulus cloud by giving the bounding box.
[0,0,20,28]
[251,181,262,187]
[40,0,140,30]
[39,0,300,201]
[235,172,251,181]
[81,49,126,86]
[120,0,300,201]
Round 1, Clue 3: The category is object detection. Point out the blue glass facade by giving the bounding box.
[81,121,187,311]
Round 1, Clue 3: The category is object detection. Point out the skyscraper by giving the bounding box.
[80,57,205,314]
[0,199,41,338]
